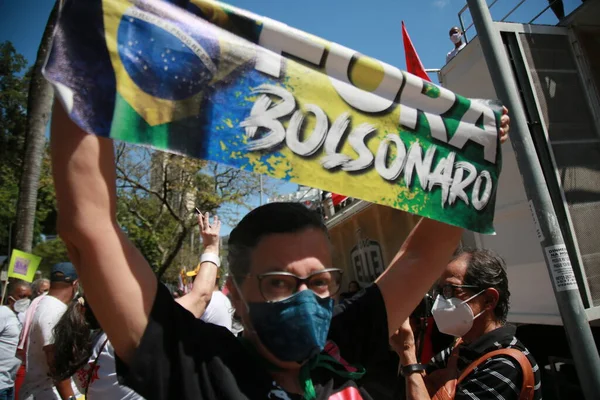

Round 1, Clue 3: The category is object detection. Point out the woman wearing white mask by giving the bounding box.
[391,249,541,400]
[446,27,466,64]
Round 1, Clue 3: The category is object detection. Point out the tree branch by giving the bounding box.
[115,163,183,223]
[156,225,189,278]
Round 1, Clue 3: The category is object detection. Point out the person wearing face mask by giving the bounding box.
[391,249,541,400]
[0,281,31,400]
[5,281,32,326]
[48,96,511,400]
[5,281,32,315]
[446,27,466,64]
[19,263,82,400]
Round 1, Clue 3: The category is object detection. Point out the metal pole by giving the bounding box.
[7,222,12,257]
[466,0,600,398]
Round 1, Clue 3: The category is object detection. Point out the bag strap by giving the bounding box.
[457,348,535,400]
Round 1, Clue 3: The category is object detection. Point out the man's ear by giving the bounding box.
[484,287,499,311]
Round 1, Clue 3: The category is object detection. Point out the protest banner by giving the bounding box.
[43,0,503,233]
[8,249,41,282]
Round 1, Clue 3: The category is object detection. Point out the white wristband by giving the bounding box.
[200,252,220,268]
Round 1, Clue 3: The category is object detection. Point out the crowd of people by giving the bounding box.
[0,92,544,400]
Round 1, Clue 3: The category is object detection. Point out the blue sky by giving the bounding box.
[0,0,583,233]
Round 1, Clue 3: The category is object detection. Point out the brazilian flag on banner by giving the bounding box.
[44,0,503,233]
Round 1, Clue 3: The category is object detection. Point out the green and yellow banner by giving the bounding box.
[44,0,503,233]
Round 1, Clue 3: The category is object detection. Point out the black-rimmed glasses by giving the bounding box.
[246,268,343,302]
[433,284,480,300]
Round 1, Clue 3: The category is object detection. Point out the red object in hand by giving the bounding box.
[420,316,435,364]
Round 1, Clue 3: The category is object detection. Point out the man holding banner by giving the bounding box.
[46,1,510,399]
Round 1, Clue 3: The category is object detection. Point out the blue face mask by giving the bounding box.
[248,290,334,363]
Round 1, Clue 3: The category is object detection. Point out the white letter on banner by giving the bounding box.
[240,84,296,151]
[256,17,325,78]
[321,113,353,169]
[325,43,403,113]
[375,135,407,181]
[449,161,477,206]
[449,101,498,164]
[427,152,456,207]
[404,143,436,190]
[342,123,376,172]
[398,72,456,143]
[471,170,493,210]
[286,105,329,156]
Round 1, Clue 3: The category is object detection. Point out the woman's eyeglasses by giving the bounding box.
[251,268,343,302]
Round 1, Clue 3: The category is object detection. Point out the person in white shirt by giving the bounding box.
[0,304,21,400]
[446,26,466,64]
[185,271,235,333]
[200,277,234,332]
[19,263,81,400]
[52,297,143,400]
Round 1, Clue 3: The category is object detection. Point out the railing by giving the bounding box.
[425,69,442,83]
[458,0,566,43]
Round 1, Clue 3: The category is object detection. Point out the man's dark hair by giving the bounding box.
[453,248,510,323]
[228,202,328,282]
[7,280,30,298]
[449,26,462,35]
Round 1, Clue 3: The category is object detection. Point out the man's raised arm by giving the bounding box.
[51,101,157,364]
[376,108,510,337]
[376,218,462,337]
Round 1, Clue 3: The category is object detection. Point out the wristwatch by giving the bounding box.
[400,363,427,377]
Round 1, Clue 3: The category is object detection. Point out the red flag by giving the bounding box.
[331,193,348,207]
[401,21,431,82]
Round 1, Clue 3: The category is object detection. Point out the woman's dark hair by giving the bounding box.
[52,296,100,380]
[453,248,511,323]
[228,202,328,282]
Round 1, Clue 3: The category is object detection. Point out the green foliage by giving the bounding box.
[115,143,266,281]
[32,237,68,276]
[0,42,28,255]
[0,41,56,256]
[0,41,58,255]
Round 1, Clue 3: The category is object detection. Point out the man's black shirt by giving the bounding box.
[117,283,389,399]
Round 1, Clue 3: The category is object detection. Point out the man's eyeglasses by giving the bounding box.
[251,268,343,302]
[433,284,480,300]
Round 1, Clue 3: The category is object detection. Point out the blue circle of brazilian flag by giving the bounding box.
[117,15,220,101]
